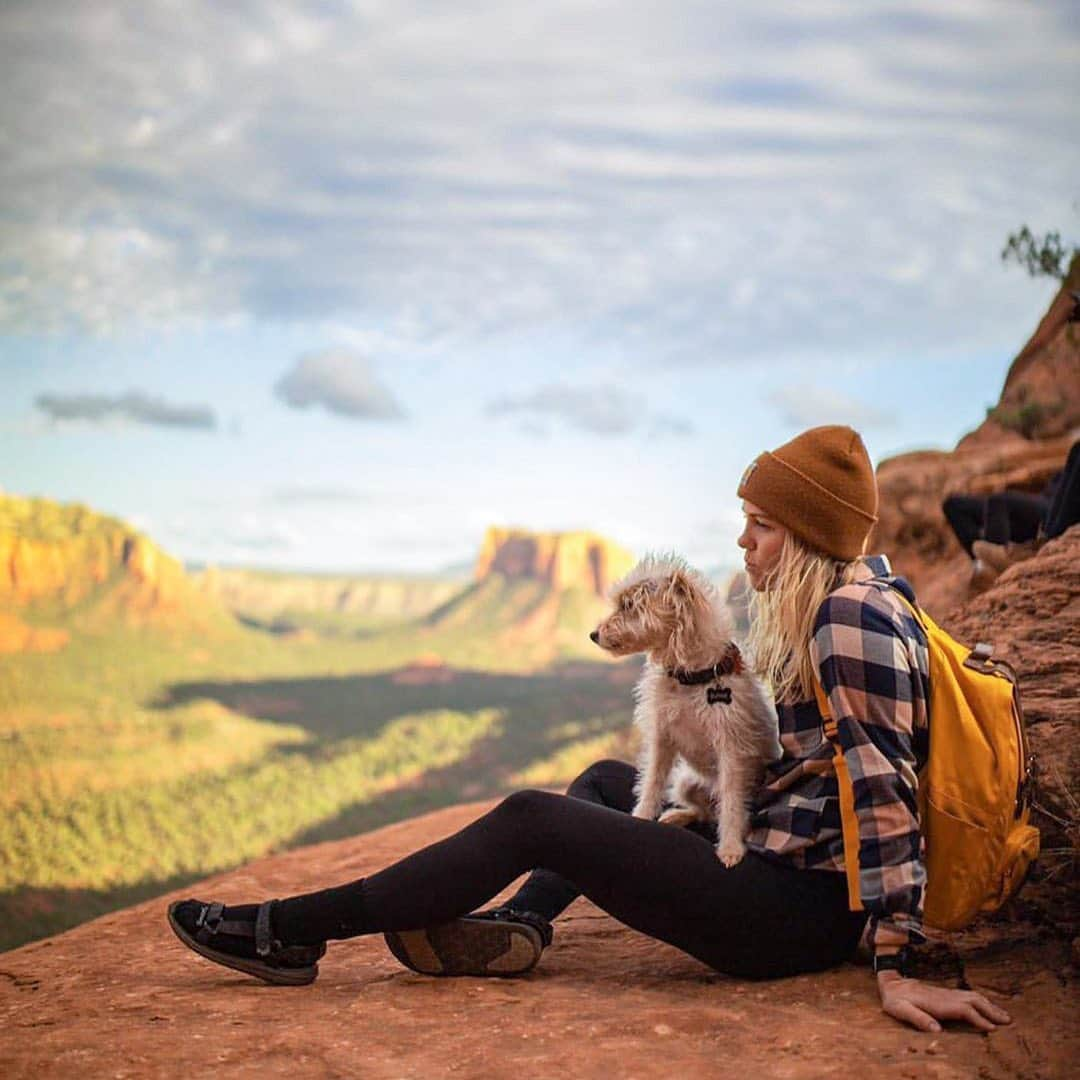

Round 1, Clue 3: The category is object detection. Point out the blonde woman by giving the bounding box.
[169,426,1010,1035]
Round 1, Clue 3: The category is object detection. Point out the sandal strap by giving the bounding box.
[472,907,553,948]
[255,900,278,958]
[194,901,260,939]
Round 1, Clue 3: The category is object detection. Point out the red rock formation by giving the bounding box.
[984,253,1080,442]
[869,256,1079,616]
[941,526,1080,864]
[0,494,223,639]
[0,800,1075,1078]
[870,434,1074,616]
[474,527,635,597]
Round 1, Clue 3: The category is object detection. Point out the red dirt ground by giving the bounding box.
[1,800,1076,1079]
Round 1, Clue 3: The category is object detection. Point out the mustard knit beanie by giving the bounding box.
[737,425,878,561]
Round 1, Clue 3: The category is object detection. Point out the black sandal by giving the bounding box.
[383,908,552,978]
[168,899,326,986]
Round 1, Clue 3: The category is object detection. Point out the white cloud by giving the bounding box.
[486,384,639,435]
[34,390,217,430]
[765,384,893,429]
[0,0,1076,366]
[486,383,695,437]
[274,350,405,420]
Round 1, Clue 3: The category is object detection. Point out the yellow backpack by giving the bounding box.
[814,588,1040,931]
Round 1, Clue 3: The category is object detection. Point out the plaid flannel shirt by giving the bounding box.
[745,554,930,951]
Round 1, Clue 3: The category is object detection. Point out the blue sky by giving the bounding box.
[2,1,1077,573]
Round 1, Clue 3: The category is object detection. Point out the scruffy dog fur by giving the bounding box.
[591,555,781,866]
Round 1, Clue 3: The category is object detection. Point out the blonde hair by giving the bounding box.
[745,531,860,705]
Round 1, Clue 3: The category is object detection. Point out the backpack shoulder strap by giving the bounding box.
[813,574,928,914]
[813,678,864,911]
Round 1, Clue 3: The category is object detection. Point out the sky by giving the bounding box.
[2,0,1078,574]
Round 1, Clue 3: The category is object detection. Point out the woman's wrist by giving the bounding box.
[876,968,907,989]
[872,944,911,978]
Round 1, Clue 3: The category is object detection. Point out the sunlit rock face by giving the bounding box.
[942,526,1079,858]
[474,526,635,598]
[0,494,220,642]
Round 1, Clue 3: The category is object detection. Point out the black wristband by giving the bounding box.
[873,947,911,977]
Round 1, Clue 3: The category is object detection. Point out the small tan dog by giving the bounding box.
[590,554,781,866]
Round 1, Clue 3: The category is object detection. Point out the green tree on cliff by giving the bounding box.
[1002,213,1079,281]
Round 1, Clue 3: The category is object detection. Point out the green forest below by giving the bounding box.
[0,496,637,952]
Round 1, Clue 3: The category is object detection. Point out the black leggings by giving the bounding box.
[942,491,1049,556]
[941,438,1080,556]
[273,759,867,980]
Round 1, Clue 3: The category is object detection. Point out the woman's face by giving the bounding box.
[737,500,788,591]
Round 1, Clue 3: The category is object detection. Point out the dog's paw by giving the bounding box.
[658,807,701,828]
[715,840,746,868]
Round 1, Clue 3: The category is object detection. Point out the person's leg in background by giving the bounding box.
[942,494,986,557]
[982,491,1049,545]
[975,490,1052,577]
[1043,440,1080,539]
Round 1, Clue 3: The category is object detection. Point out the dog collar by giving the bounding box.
[667,643,744,685]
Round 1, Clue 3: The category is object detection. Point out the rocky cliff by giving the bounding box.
[474,527,635,597]
[980,252,1080,443]
[414,528,637,665]
[943,527,1079,872]
[0,494,223,647]
[869,257,1079,615]
[866,263,1079,931]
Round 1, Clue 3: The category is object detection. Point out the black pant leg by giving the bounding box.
[272,788,865,978]
[501,758,638,920]
[984,491,1049,545]
[942,494,985,556]
[1044,440,1080,538]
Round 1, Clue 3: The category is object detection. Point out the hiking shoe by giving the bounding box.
[972,540,1010,574]
[383,908,552,978]
[969,557,999,594]
[168,899,326,986]
[973,539,1041,575]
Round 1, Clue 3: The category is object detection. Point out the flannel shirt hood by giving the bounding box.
[745,553,930,951]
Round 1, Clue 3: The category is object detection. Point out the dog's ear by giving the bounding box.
[663,570,692,609]
[666,569,718,668]
[665,571,697,668]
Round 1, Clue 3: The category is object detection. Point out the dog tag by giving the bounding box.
[706,685,732,705]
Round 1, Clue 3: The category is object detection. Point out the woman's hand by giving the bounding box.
[877,971,1012,1033]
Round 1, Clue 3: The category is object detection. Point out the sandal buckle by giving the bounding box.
[197,901,225,932]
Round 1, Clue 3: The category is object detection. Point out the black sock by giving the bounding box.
[273,879,369,946]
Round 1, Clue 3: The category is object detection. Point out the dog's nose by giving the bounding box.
[589,630,599,644]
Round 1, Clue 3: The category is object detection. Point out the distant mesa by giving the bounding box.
[0,497,643,662]
[197,566,462,629]
[474,526,635,596]
[0,494,226,646]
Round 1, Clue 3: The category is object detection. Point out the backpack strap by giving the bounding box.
[813,678,864,912]
[815,577,931,914]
